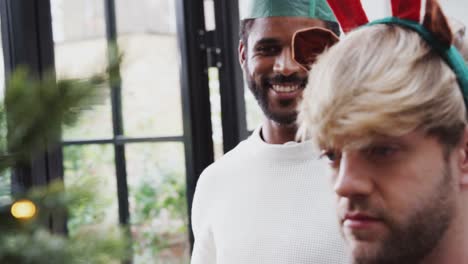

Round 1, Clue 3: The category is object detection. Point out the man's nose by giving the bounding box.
[273,47,303,76]
[333,153,374,198]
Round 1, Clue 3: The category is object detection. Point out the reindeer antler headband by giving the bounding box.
[334,0,468,106]
[294,0,468,106]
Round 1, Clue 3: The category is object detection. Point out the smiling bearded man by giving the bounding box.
[190,0,348,264]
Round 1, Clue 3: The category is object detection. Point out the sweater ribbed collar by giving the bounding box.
[248,126,321,161]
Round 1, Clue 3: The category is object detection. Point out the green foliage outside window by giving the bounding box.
[131,169,188,260]
[0,55,130,263]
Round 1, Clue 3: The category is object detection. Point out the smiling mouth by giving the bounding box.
[272,84,299,93]
[270,83,305,93]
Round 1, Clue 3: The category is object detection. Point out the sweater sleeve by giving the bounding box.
[190,170,217,264]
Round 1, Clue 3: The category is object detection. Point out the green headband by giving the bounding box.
[240,0,337,23]
[367,17,468,107]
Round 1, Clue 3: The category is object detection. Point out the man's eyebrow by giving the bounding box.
[254,38,281,46]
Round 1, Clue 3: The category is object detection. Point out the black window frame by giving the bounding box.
[0,0,247,259]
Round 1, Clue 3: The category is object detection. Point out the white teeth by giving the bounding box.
[272,85,299,93]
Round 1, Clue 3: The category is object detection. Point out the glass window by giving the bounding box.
[204,0,216,31]
[126,142,189,263]
[63,144,119,234]
[0,170,11,205]
[52,1,119,235]
[116,0,184,138]
[54,1,191,263]
[245,87,263,132]
[114,1,191,262]
[0,16,11,205]
[208,67,224,159]
[202,0,224,159]
[52,0,113,141]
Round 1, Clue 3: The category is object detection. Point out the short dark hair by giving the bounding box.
[239,19,341,47]
[428,122,466,160]
[239,19,256,48]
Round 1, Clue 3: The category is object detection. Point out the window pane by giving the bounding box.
[52,0,113,141]
[0,170,11,205]
[63,144,119,235]
[116,0,184,137]
[245,87,263,131]
[208,68,224,159]
[204,0,216,31]
[0,16,10,205]
[204,0,223,158]
[126,142,190,264]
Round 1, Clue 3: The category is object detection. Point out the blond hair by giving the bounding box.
[298,24,467,150]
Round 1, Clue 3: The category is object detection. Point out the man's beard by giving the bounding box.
[245,70,306,125]
[348,162,455,264]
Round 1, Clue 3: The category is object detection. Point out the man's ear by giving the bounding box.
[458,126,468,186]
[239,40,246,68]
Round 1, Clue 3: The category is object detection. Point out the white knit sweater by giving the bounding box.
[191,127,349,264]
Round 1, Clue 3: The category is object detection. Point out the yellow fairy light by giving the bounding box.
[11,199,37,219]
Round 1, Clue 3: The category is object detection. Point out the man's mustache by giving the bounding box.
[338,197,386,223]
[263,74,307,86]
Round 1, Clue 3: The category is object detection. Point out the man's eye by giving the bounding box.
[320,150,342,163]
[256,45,280,55]
[365,146,397,158]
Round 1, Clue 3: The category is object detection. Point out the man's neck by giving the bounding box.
[261,119,298,144]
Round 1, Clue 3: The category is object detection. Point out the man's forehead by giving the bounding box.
[251,16,326,31]
[248,17,326,43]
[324,129,425,151]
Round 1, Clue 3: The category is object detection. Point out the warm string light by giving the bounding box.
[10,199,37,219]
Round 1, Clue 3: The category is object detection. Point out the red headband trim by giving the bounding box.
[326,0,369,33]
[391,0,421,22]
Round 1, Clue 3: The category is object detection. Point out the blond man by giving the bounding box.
[298,0,468,263]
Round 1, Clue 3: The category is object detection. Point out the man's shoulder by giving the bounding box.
[201,137,254,179]
[193,138,255,208]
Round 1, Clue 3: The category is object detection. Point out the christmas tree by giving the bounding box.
[0,54,130,264]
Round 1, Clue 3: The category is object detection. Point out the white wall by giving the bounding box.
[51,0,177,43]
[440,0,468,26]
[360,0,468,26]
